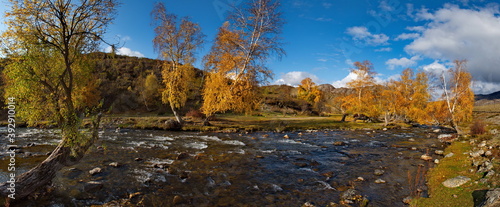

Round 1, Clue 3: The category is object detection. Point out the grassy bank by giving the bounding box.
[97,113,408,132]
[412,106,500,206]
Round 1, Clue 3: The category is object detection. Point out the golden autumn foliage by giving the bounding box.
[342,60,381,119]
[298,77,322,104]
[202,0,284,121]
[152,2,205,124]
[201,22,260,118]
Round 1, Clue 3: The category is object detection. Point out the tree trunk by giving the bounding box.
[0,113,102,202]
[171,106,183,125]
[341,113,348,122]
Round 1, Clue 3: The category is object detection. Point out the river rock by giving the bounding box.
[302,202,316,207]
[83,181,103,192]
[478,188,500,207]
[470,150,485,158]
[173,195,184,205]
[374,179,386,184]
[402,196,412,204]
[333,141,347,146]
[283,134,290,139]
[340,188,359,201]
[420,154,433,161]
[478,141,487,148]
[164,119,182,130]
[109,162,120,168]
[89,167,102,175]
[485,151,493,157]
[435,150,444,155]
[442,176,471,188]
[177,152,190,160]
[445,152,454,158]
[374,169,385,176]
[434,159,440,164]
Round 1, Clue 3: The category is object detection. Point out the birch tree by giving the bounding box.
[201,0,284,123]
[151,2,205,124]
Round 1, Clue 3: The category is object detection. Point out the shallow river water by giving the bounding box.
[0,127,449,207]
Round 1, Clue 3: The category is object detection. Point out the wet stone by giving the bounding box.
[374,169,385,176]
[109,162,120,168]
[176,152,190,160]
[374,179,386,184]
[89,167,103,176]
[435,150,444,155]
[84,181,103,192]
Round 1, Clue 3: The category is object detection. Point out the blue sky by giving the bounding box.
[2,0,500,94]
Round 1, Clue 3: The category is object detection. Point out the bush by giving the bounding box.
[470,119,487,136]
[185,109,205,119]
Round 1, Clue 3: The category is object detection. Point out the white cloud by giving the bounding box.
[405,4,500,84]
[379,0,394,12]
[473,80,500,95]
[375,47,392,52]
[346,26,389,46]
[274,71,319,86]
[395,33,420,41]
[332,72,358,88]
[317,58,328,62]
[422,60,448,75]
[386,56,421,70]
[104,46,145,58]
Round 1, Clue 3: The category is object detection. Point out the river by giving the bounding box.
[0,127,449,206]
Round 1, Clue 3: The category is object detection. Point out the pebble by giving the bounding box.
[374,179,386,184]
[445,153,454,158]
[408,138,415,142]
[434,159,440,164]
[402,196,412,204]
[89,167,102,175]
[435,150,444,155]
[485,151,493,156]
[109,162,120,168]
[411,147,418,151]
[356,177,365,181]
[283,134,290,139]
[374,169,385,176]
[420,154,433,161]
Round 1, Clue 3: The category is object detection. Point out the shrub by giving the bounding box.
[185,109,205,119]
[470,119,487,136]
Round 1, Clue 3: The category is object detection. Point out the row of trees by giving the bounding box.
[305,60,474,133]
[153,0,284,125]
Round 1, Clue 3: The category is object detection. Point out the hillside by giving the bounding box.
[475,91,500,106]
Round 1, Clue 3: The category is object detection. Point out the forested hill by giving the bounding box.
[0,53,349,119]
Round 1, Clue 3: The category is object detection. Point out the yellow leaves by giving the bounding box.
[161,63,196,110]
[298,78,322,104]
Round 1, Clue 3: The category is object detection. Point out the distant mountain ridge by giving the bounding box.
[475,91,500,106]
[475,91,500,100]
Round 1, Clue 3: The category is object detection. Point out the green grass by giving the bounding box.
[411,141,486,207]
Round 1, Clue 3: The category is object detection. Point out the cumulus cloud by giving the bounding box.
[332,72,358,88]
[104,46,145,58]
[386,56,421,70]
[405,4,500,85]
[346,26,389,46]
[274,71,319,86]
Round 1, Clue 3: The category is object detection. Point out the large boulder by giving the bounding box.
[478,188,500,207]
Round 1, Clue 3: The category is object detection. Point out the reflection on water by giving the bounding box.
[0,127,446,206]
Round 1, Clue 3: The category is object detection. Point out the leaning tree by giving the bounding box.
[1,0,118,201]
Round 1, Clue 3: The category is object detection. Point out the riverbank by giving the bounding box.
[411,107,500,206]
[97,113,412,133]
